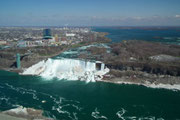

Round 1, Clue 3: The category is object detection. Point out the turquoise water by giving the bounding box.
[0,27,180,120]
[0,70,180,120]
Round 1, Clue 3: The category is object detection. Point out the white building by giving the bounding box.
[66,33,76,37]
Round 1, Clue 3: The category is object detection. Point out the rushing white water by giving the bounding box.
[22,58,109,82]
[91,108,108,119]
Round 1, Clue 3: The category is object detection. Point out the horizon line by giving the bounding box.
[1,25,180,28]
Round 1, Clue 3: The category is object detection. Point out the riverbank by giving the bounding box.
[101,71,180,91]
[77,40,180,90]
[0,106,53,120]
[0,45,68,73]
[99,79,180,91]
[0,113,25,120]
[0,31,110,73]
[1,31,180,90]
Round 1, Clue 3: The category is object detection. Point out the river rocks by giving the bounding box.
[106,69,180,85]
[2,106,53,120]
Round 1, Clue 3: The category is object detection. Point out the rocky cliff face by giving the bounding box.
[0,46,66,70]
[78,40,180,77]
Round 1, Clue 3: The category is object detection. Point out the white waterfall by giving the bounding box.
[22,58,109,82]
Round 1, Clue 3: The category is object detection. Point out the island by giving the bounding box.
[78,40,180,89]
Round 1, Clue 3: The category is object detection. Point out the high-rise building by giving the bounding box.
[55,34,59,42]
[43,29,52,39]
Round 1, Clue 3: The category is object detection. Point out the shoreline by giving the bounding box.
[99,79,180,91]
[1,106,53,120]
[0,31,110,73]
[1,30,180,91]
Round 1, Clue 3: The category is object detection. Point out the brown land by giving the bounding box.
[0,45,68,73]
[0,31,180,86]
[1,107,53,120]
[0,32,110,73]
[78,40,180,85]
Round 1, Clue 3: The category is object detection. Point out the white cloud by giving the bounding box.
[175,15,180,18]
[133,16,143,20]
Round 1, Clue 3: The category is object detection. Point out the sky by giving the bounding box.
[0,0,180,26]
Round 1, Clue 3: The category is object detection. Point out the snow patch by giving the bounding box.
[101,80,180,91]
[4,106,28,115]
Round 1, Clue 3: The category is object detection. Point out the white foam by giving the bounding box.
[50,96,82,120]
[22,58,109,82]
[116,108,164,120]
[116,108,126,120]
[91,108,108,119]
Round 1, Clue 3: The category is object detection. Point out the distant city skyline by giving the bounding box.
[0,0,180,26]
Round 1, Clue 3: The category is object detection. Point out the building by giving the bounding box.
[17,40,26,47]
[0,40,7,45]
[17,40,44,47]
[43,29,52,39]
[55,34,59,42]
[66,33,76,37]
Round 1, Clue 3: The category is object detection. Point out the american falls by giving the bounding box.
[22,58,109,82]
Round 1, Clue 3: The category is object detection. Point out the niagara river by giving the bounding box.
[0,28,180,120]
